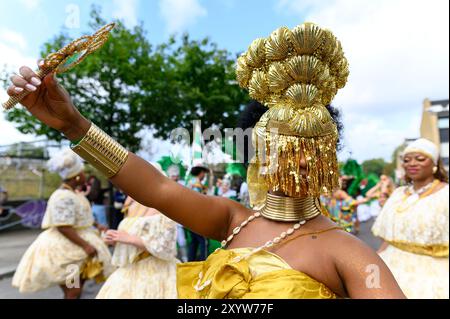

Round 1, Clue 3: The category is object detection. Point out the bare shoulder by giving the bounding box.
[227,199,255,225]
[212,196,254,239]
[323,227,405,298]
[324,228,379,264]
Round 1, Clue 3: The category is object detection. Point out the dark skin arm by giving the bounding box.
[331,233,405,298]
[7,66,405,299]
[7,67,245,241]
[57,226,97,257]
[111,154,245,239]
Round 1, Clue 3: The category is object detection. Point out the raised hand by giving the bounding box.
[6,61,90,141]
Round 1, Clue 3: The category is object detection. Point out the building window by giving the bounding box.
[438,117,449,129]
[442,157,449,169]
[441,142,449,159]
[440,128,449,143]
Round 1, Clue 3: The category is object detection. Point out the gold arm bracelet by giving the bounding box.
[71,123,129,178]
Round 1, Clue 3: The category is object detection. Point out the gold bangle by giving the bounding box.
[71,123,129,178]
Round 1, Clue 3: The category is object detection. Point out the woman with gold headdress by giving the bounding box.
[372,138,449,299]
[7,22,405,298]
[96,163,179,299]
[12,149,113,299]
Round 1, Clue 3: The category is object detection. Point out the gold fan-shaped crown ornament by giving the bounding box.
[2,23,116,110]
[238,23,349,206]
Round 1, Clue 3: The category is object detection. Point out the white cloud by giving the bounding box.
[18,0,40,10]
[0,29,27,50]
[276,0,449,162]
[112,0,139,27]
[0,33,37,146]
[159,0,207,34]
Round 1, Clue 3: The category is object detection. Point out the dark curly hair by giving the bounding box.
[236,100,345,165]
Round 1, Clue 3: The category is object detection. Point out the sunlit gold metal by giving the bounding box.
[2,23,115,110]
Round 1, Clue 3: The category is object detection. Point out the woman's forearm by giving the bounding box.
[366,184,380,198]
[66,120,240,241]
[57,226,90,249]
[110,153,239,240]
[123,234,146,250]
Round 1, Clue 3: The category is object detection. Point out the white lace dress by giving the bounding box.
[96,214,179,299]
[372,185,449,299]
[12,189,114,293]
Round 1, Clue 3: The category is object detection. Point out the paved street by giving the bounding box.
[0,229,41,279]
[357,218,382,251]
[0,277,102,299]
[0,218,381,299]
[0,228,103,299]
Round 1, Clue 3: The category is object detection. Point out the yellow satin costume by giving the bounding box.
[177,248,336,299]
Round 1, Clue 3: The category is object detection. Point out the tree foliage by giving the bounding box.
[361,158,390,177]
[3,7,248,151]
[4,143,45,159]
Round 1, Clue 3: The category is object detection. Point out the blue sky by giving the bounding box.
[0,0,449,163]
[0,0,313,56]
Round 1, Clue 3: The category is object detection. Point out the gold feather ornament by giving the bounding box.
[236,22,349,208]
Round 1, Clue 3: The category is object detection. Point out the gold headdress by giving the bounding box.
[237,23,349,208]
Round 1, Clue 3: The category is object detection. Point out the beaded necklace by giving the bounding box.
[194,202,322,292]
[396,179,440,213]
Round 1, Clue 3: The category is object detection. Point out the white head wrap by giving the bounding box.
[167,165,180,178]
[403,138,439,164]
[47,149,84,180]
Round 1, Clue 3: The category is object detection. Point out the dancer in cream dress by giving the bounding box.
[372,138,449,299]
[12,149,114,299]
[97,164,179,299]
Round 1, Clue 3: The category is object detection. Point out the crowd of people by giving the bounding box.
[321,174,396,234]
[5,22,448,299]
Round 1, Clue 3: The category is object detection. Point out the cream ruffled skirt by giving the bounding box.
[379,245,449,299]
[12,227,114,293]
[96,256,178,299]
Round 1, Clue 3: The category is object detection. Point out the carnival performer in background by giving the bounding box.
[12,149,113,299]
[85,175,108,227]
[355,180,372,223]
[209,174,239,255]
[238,180,250,208]
[322,187,360,234]
[372,138,449,299]
[167,164,189,262]
[97,163,178,299]
[7,22,405,298]
[185,163,209,262]
[216,174,238,200]
[110,188,126,230]
[377,192,390,208]
[365,174,395,218]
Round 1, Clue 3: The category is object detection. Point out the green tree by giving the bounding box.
[361,158,389,177]
[2,7,248,150]
[4,9,153,152]
[391,143,407,168]
[139,34,249,140]
[4,143,45,159]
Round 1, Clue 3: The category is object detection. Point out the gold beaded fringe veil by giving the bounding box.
[236,23,349,208]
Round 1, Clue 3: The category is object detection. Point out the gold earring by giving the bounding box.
[75,175,81,181]
[433,166,438,174]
